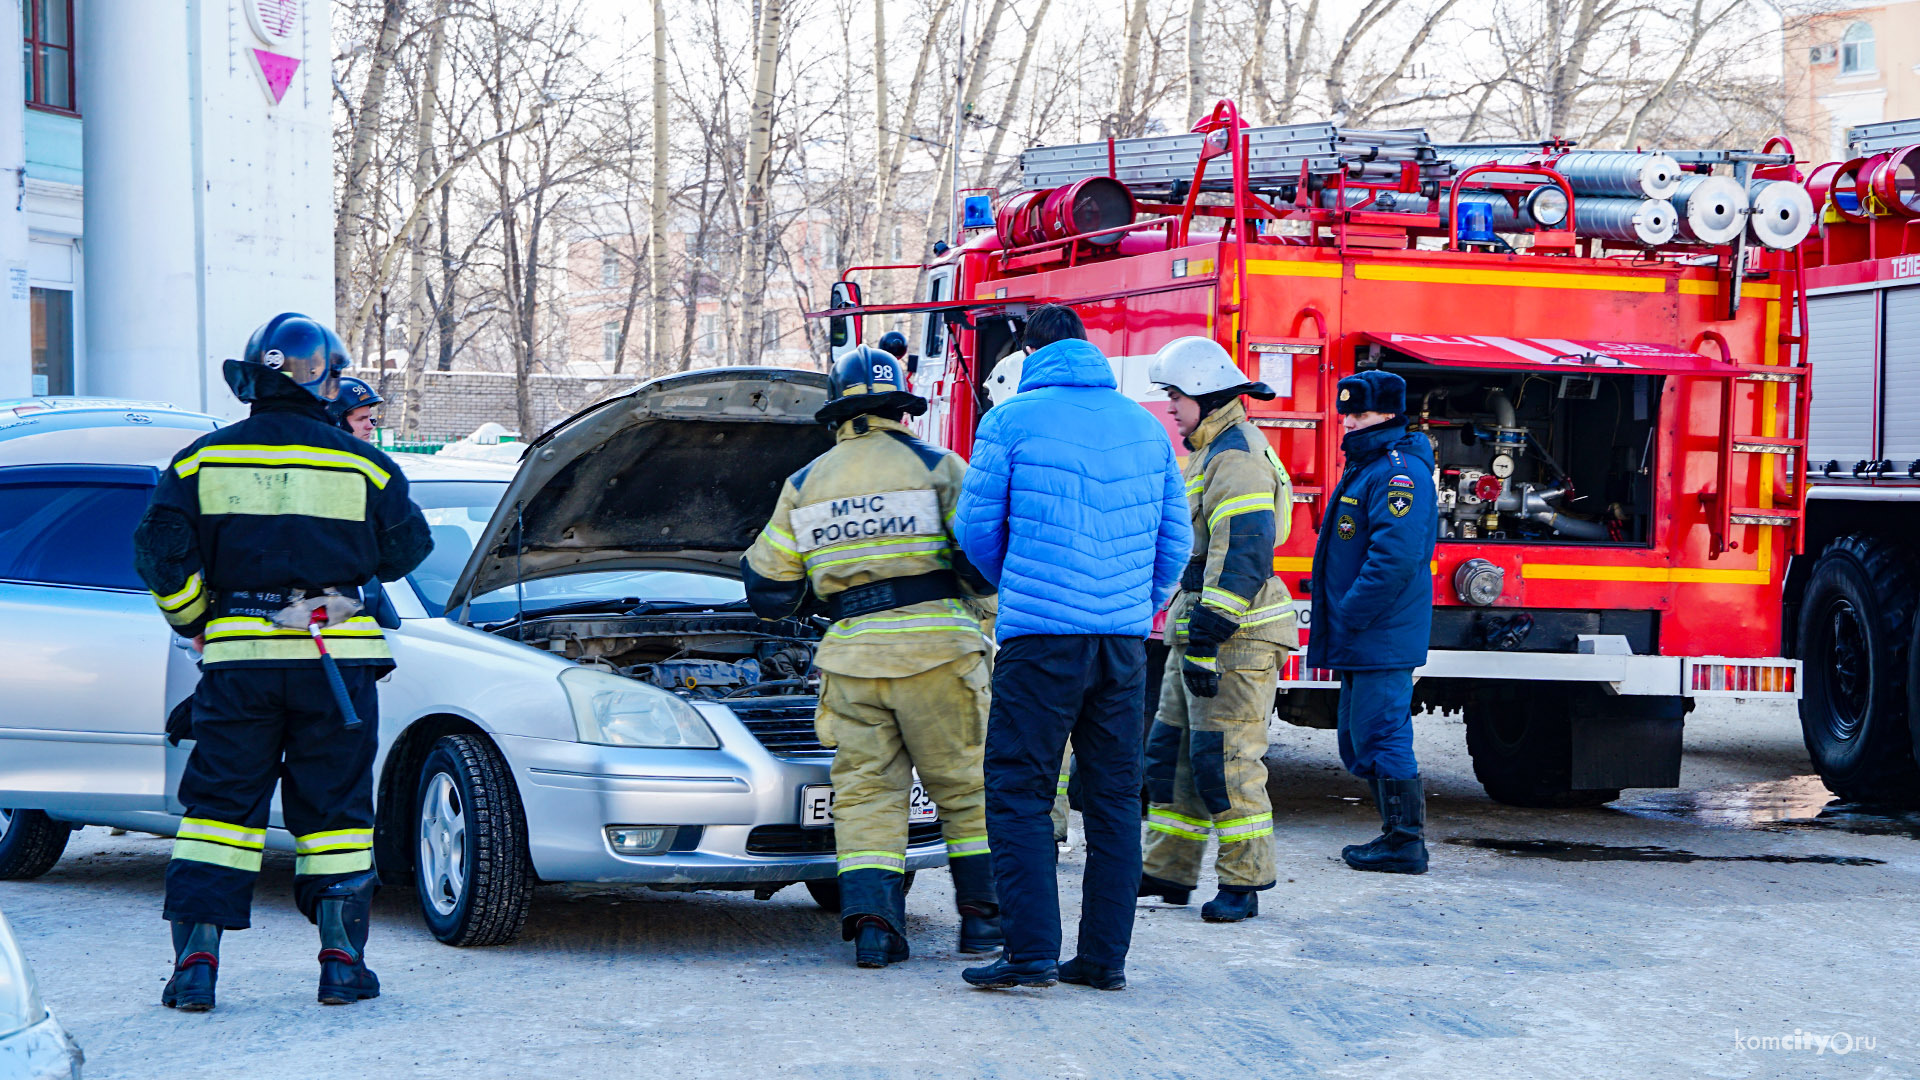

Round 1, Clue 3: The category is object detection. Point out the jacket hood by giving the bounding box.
[1018,338,1117,393]
[442,368,833,615]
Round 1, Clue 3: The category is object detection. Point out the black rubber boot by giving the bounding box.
[1137,873,1192,906]
[1200,889,1260,923]
[1058,956,1126,990]
[840,869,909,968]
[949,855,1003,955]
[162,922,221,1012]
[315,871,381,1005]
[1340,779,1387,862]
[1342,778,1429,874]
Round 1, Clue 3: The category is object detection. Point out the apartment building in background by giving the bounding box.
[1784,0,1920,165]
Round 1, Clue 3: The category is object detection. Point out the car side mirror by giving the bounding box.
[364,580,402,630]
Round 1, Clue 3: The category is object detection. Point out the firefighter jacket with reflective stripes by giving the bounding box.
[743,416,994,679]
[132,397,432,669]
[1165,400,1298,650]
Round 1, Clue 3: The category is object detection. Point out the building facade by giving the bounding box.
[1784,0,1920,165]
[1,0,332,417]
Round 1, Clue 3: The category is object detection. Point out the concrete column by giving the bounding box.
[78,1,203,408]
[0,0,34,399]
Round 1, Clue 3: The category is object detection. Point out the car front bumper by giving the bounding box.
[0,1011,84,1080]
[494,732,949,885]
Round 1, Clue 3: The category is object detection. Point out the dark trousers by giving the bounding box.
[163,666,380,929]
[985,634,1145,968]
[1336,668,1419,781]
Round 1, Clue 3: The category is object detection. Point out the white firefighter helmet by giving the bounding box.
[984,351,1025,407]
[1147,336,1273,399]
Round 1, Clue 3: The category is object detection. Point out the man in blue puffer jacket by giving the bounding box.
[1307,369,1438,875]
[953,305,1190,991]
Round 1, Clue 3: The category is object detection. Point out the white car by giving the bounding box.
[0,375,945,946]
[0,904,83,1080]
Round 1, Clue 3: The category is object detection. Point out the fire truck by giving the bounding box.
[1789,118,1920,806]
[816,99,1817,809]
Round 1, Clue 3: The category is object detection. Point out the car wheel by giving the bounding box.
[414,734,533,946]
[1464,686,1621,809]
[802,871,916,913]
[0,808,71,880]
[1797,535,1920,805]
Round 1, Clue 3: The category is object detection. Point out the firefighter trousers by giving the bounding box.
[163,666,380,930]
[1142,640,1283,891]
[816,652,992,892]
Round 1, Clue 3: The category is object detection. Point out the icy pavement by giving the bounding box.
[5,698,1916,1079]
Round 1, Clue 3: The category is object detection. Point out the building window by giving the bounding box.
[22,0,75,114]
[602,321,621,366]
[600,247,619,288]
[700,313,719,354]
[31,287,73,395]
[1840,22,1875,76]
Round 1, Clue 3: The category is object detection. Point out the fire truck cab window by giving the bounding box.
[1379,354,1658,546]
[921,268,953,360]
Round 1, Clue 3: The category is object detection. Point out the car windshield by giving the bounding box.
[406,480,745,621]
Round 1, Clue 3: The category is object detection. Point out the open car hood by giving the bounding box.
[442,368,832,615]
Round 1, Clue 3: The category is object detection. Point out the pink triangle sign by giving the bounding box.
[252,49,300,105]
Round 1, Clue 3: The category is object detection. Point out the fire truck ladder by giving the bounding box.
[1697,269,1811,559]
[1019,124,1447,194]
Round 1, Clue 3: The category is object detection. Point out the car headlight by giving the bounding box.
[559,667,720,749]
[0,909,47,1039]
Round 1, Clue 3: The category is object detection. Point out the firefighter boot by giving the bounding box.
[1339,779,1385,861]
[839,869,909,968]
[1200,889,1260,923]
[1138,873,1192,906]
[162,921,221,1012]
[1342,778,1429,875]
[315,871,381,1004]
[949,854,1003,955]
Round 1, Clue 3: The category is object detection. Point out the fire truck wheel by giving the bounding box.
[1798,535,1920,806]
[1464,688,1620,808]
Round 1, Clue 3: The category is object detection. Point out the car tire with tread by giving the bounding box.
[1798,535,1920,805]
[1464,685,1621,808]
[0,809,70,880]
[413,734,533,946]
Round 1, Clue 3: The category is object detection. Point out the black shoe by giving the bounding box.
[1137,873,1192,906]
[315,871,382,1004]
[854,920,911,968]
[1200,890,1260,922]
[962,955,1058,989]
[1343,778,1429,875]
[161,922,221,1012]
[1058,956,1126,990]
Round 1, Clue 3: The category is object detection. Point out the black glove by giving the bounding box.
[1185,604,1239,649]
[165,696,195,747]
[1181,651,1220,698]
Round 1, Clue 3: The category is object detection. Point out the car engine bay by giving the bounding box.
[498,609,823,701]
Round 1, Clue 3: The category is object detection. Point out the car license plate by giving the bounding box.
[801,779,937,827]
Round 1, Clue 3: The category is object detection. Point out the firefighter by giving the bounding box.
[132,314,432,1011]
[1307,369,1437,875]
[742,346,999,968]
[1139,336,1296,922]
[328,376,384,441]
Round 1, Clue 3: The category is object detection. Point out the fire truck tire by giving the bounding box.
[1463,688,1620,808]
[1797,535,1920,806]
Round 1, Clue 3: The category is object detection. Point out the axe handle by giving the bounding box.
[308,616,364,730]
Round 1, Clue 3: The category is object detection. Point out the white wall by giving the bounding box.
[82,0,333,416]
[0,0,34,400]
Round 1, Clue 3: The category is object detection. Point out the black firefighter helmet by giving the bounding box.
[816,345,927,427]
[223,313,353,404]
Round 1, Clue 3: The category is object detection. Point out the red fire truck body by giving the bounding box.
[1785,119,1920,806]
[819,103,1812,806]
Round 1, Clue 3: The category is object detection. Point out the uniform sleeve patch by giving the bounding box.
[1386,491,1413,518]
[1388,474,1415,489]
[1336,514,1357,540]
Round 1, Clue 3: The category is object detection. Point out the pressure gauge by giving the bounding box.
[1490,454,1515,479]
